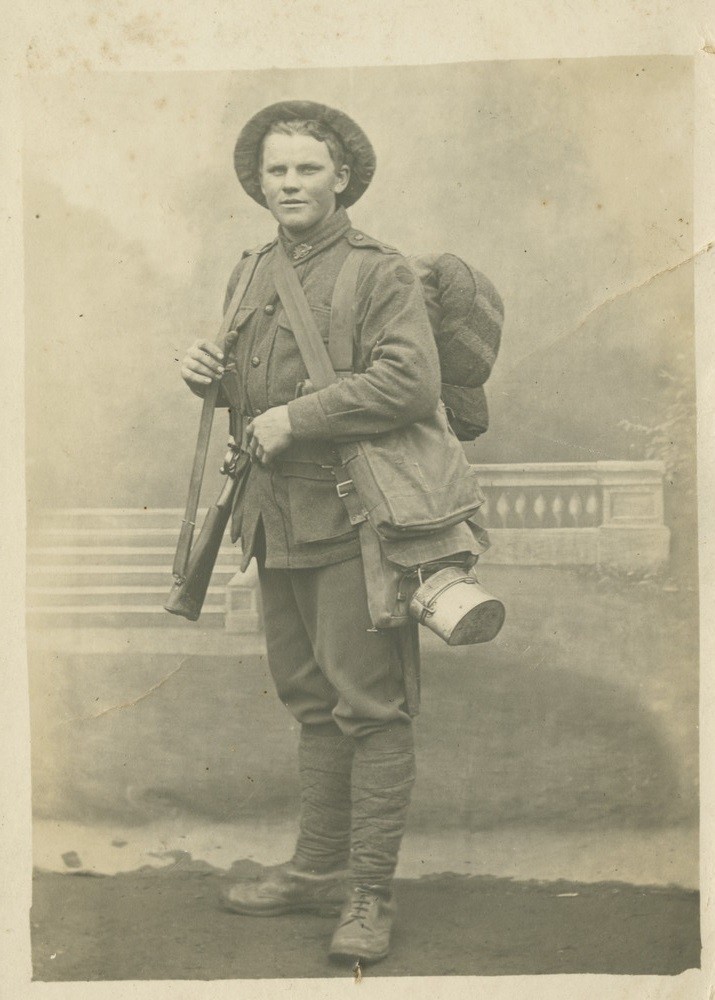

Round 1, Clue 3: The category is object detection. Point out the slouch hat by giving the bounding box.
[234,100,376,208]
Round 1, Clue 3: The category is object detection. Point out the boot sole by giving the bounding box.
[328,947,389,966]
[221,899,343,917]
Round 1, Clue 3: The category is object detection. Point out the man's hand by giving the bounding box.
[180,340,225,396]
[246,406,293,465]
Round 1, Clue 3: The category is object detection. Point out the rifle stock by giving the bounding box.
[164,474,238,621]
[172,519,195,580]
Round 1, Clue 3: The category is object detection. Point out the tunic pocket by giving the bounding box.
[285,470,355,544]
[277,302,331,344]
[228,305,256,336]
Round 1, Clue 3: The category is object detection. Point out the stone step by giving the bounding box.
[26,585,228,608]
[26,606,227,629]
[27,546,241,567]
[25,511,258,631]
[28,508,193,531]
[27,565,239,588]
[28,527,203,547]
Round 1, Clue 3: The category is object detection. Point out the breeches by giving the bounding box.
[258,556,415,739]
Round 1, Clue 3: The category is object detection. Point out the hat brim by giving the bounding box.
[234,100,376,209]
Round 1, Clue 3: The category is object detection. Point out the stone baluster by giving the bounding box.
[585,491,600,526]
[568,492,583,526]
[552,494,564,528]
[496,493,510,528]
[514,492,527,527]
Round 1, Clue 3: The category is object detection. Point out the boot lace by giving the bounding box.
[344,888,379,925]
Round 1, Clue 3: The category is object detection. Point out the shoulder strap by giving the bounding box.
[272,242,339,390]
[241,238,277,262]
[273,240,424,652]
[329,249,362,374]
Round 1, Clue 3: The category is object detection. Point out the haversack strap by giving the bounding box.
[273,242,339,390]
[273,243,369,525]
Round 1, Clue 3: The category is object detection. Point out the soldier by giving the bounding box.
[179,101,472,965]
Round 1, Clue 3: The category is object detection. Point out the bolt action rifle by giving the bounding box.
[164,251,261,621]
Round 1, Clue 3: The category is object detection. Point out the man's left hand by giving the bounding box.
[246,405,293,465]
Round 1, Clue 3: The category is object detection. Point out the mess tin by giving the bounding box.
[409,565,506,645]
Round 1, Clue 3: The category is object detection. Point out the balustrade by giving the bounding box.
[480,486,602,530]
[471,461,669,571]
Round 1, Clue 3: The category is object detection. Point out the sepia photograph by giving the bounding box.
[20,55,701,983]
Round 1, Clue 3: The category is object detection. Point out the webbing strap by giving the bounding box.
[329,249,362,373]
[273,242,339,390]
[273,237,423,681]
[273,239,422,686]
[273,243,367,526]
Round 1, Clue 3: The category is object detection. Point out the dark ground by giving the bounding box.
[31,860,700,981]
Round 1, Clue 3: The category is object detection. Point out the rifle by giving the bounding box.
[165,248,261,621]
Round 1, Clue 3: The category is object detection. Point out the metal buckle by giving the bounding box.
[336,479,353,498]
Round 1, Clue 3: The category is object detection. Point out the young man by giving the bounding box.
[180,101,452,965]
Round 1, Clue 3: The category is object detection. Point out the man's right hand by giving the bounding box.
[180,340,225,396]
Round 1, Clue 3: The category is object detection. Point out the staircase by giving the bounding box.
[27,508,244,629]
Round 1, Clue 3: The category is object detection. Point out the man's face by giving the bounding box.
[259,132,350,236]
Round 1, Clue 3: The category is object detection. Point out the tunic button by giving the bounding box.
[264,303,275,315]
[254,409,262,416]
[353,233,364,241]
[251,356,261,367]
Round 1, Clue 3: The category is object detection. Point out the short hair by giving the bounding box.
[259,119,350,173]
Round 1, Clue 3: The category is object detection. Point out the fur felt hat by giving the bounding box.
[234,100,376,208]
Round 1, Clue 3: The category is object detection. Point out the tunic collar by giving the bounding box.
[278,206,351,265]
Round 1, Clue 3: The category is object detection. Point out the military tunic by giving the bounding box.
[221,206,443,572]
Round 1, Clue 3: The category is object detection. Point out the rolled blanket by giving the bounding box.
[409,253,504,440]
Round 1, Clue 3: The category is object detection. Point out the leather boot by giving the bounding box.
[329,885,397,964]
[222,862,347,916]
[329,724,415,962]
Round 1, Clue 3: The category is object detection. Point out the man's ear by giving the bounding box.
[333,164,350,195]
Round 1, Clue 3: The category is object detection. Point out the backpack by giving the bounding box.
[409,253,504,441]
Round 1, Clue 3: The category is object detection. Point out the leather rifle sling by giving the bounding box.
[274,244,421,715]
[172,251,260,582]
